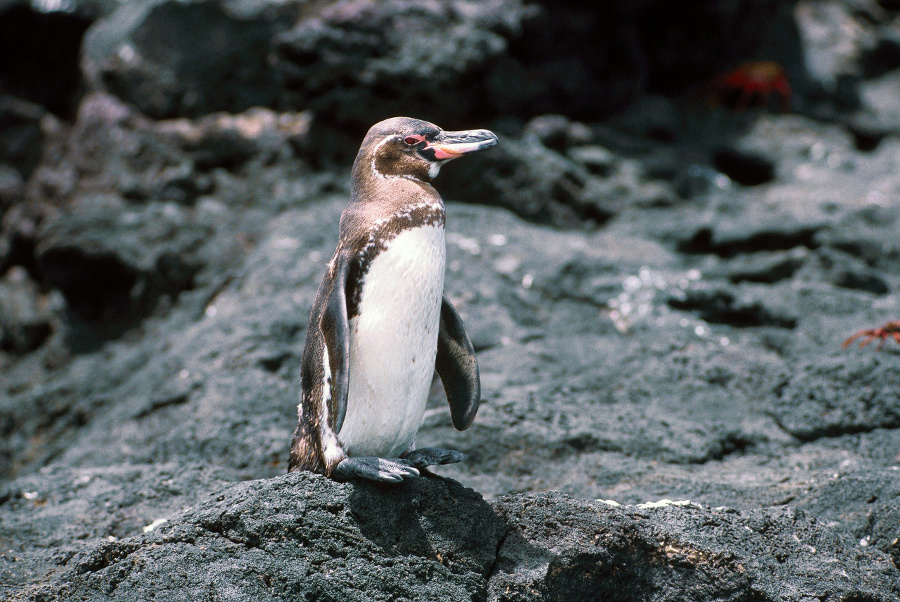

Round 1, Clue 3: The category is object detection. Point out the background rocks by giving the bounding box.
[0,0,95,119]
[2,0,900,599]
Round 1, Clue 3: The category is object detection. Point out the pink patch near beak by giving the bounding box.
[428,144,463,160]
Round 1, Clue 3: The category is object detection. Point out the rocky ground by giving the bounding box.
[1,0,900,600]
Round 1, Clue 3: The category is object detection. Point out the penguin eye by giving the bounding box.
[404,136,422,146]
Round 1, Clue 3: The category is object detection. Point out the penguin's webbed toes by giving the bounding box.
[402,447,465,469]
[333,457,420,483]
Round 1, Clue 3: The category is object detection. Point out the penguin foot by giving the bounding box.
[402,447,465,469]
[333,457,420,483]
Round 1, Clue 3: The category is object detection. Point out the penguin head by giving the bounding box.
[358,117,498,182]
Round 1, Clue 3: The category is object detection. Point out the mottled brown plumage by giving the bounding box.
[288,117,497,482]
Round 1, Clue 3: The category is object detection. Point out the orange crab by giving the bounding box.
[842,320,900,350]
[708,61,792,112]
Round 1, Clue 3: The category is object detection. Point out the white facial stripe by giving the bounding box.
[371,135,400,179]
[371,133,433,182]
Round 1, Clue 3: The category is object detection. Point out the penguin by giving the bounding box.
[288,117,498,482]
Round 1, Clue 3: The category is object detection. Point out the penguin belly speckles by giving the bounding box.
[340,223,446,458]
[288,117,498,483]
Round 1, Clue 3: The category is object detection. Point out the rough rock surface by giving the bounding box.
[2,0,900,600]
[76,0,802,128]
[491,494,898,601]
[6,473,900,601]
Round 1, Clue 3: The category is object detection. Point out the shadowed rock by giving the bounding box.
[5,473,898,600]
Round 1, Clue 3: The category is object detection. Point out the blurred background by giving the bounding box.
[1,0,897,358]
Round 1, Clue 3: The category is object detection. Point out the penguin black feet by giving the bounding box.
[333,457,420,483]
[402,447,465,469]
[332,450,465,483]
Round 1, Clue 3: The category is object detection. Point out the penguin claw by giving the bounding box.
[333,457,420,483]
[402,447,466,469]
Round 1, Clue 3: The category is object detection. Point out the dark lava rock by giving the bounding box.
[6,472,899,601]
[82,0,525,125]
[0,267,54,354]
[855,70,900,137]
[667,283,798,329]
[2,102,900,602]
[34,194,208,327]
[491,1,646,120]
[677,214,822,258]
[862,24,900,79]
[0,96,45,179]
[491,494,899,601]
[793,0,900,130]
[1,93,314,348]
[81,0,294,119]
[0,463,235,594]
[154,108,311,173]
[833,267,890,295]
[440,133,612,228]
[712,147,777,186]
[11,472,506,601]
[78,0,797,131]
[275,0,521,129]
[30,92,311,205]
[0,162,24,210]
[711,248,809,285]
[769,356,900,442]
[566,145,617,178]
[522,115,594,153]
[0,1,94,118]
[3,1,900,599]
[797,468,900,568]
[494,0,791,120]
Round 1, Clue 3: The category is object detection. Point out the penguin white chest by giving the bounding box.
[339,224,446,457]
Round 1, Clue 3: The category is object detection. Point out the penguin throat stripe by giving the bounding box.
[346,204,445,320]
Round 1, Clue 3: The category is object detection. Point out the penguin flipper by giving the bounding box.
[320,250,352,433]
[435,295,480,431]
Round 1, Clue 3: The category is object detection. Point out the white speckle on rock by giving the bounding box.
[117,43,137,64]
[448,233,481,255]
[637,499,698,510]
[494,255,520,275]
[273,237,300,250]
[143,518,168,533]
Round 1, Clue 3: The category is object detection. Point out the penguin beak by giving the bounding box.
[427,129,499,160]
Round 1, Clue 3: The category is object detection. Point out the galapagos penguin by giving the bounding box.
[288,117,498,482]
